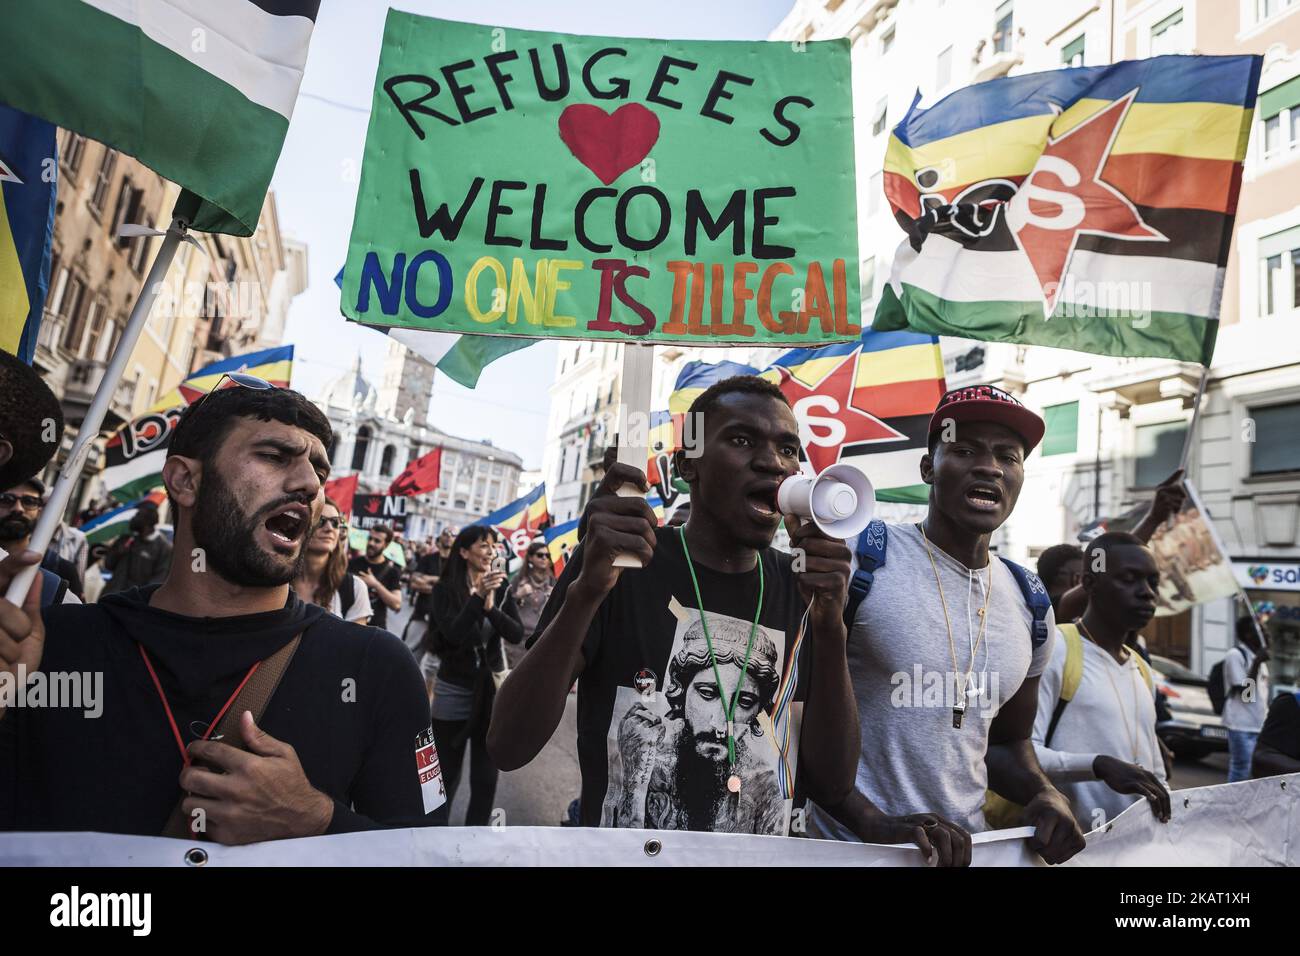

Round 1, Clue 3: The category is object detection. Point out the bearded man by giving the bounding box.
[0,382,437,842]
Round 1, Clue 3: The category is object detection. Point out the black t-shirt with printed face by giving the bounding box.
[348,556,403,632]
[534,526,812,834]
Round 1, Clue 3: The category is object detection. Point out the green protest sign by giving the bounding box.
[342,12,860,346]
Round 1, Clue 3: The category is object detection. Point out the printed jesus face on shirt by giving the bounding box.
[683,664,766,761]
[666,621,780,763]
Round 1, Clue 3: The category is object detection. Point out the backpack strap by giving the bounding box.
[998,557,1052,650]
[1133,653,1154,692]
[161,631,304,840]
[340,573,356,617]
[843,520,888,628]
[1042,623,1080,748]
[1058,623,1085,702]
[39,567,66,607]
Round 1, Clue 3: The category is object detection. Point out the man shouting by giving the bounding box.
[489,376,859,834]
[0,383,436,842]
[808,385,1086,865]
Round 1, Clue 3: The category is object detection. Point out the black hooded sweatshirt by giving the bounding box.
[0,585,433,837]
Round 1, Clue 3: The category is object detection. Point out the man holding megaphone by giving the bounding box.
[488,377,860,834]
[807,385,1086,866]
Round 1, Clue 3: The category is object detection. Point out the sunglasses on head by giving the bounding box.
[188,371,277,410]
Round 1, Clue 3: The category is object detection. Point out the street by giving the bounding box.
[389,600,582,827]
[388,597,1226,829]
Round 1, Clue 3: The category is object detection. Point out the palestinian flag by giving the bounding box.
[668,329,946,504]
[0,0,319,236]
[875,55,1261,365]
[101,345,293,501]
[81,491,166,546]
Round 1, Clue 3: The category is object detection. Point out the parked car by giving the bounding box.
[1149,654,1229,762]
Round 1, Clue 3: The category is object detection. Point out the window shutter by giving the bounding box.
[1041,401,1079,457]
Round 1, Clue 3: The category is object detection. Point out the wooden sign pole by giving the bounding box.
[612,342,654,569]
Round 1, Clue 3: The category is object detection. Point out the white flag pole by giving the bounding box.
[6,215,189,605]
[1177,365,1211,473]
[612,342,654,569]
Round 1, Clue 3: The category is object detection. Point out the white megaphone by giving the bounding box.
[776,463,876,539]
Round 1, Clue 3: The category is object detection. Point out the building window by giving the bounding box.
[1040,401,1079,456]
[993,1,1014,53]
[1254,0,1296,26]
[1250,401,1300,474]
[871,97,888,136]
[128,214,154,275]
[1149,9,1184,56]
[59,274,88,352]
[880,26,894,56]
[867,171,882,217]
[1062,34,1085,68]
[46,266,69,319]
[1259,226,1300,315]
[1134,420,1187,488]
[351,425,371,472]
[936,46,952,90]
[60,131,87,178]
[861,257,876,301]
[1258,76,1300,161]
[88,148,116,216]
[380,444,396,476]
[81,299,108,360]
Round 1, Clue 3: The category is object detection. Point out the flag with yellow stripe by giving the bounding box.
[876,55,1261,365]
[0,106,56,364]
[669,328,945,504]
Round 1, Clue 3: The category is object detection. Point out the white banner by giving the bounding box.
[1,776,1294,867]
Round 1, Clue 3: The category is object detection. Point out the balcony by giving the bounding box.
[1085,359,1204,409]
[971,26,1025,84]
[62,358,137,429]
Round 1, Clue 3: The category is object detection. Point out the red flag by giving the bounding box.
[389,447,443,497]
[323,474,359,516]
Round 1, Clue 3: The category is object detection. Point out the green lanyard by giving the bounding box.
[678,527,765,770]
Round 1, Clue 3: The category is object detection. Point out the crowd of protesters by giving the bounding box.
[0,347,1291,864]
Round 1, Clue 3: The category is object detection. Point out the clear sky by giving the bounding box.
[273,0,794,470]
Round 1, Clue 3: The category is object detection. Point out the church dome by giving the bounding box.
[323,354,377,411]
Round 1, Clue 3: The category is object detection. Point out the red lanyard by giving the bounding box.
[138,645,260,767]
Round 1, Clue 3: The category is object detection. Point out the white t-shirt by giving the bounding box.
[1222,644,1269,733]
[1032,629,1165,830]
[326,574,372,624]
[807,522,1054,837]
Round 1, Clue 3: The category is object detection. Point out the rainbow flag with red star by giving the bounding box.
[874,55,1261,365]
[669,328,945,504]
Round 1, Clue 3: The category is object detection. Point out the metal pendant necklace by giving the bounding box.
[919,523,993,729]
[679,527,766,794]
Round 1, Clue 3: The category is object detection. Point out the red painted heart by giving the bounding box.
[558,103,661,185]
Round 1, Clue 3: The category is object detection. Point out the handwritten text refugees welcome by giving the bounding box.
[342,13,861,345]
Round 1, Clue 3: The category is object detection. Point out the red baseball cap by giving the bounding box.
[927,385,1045,453]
